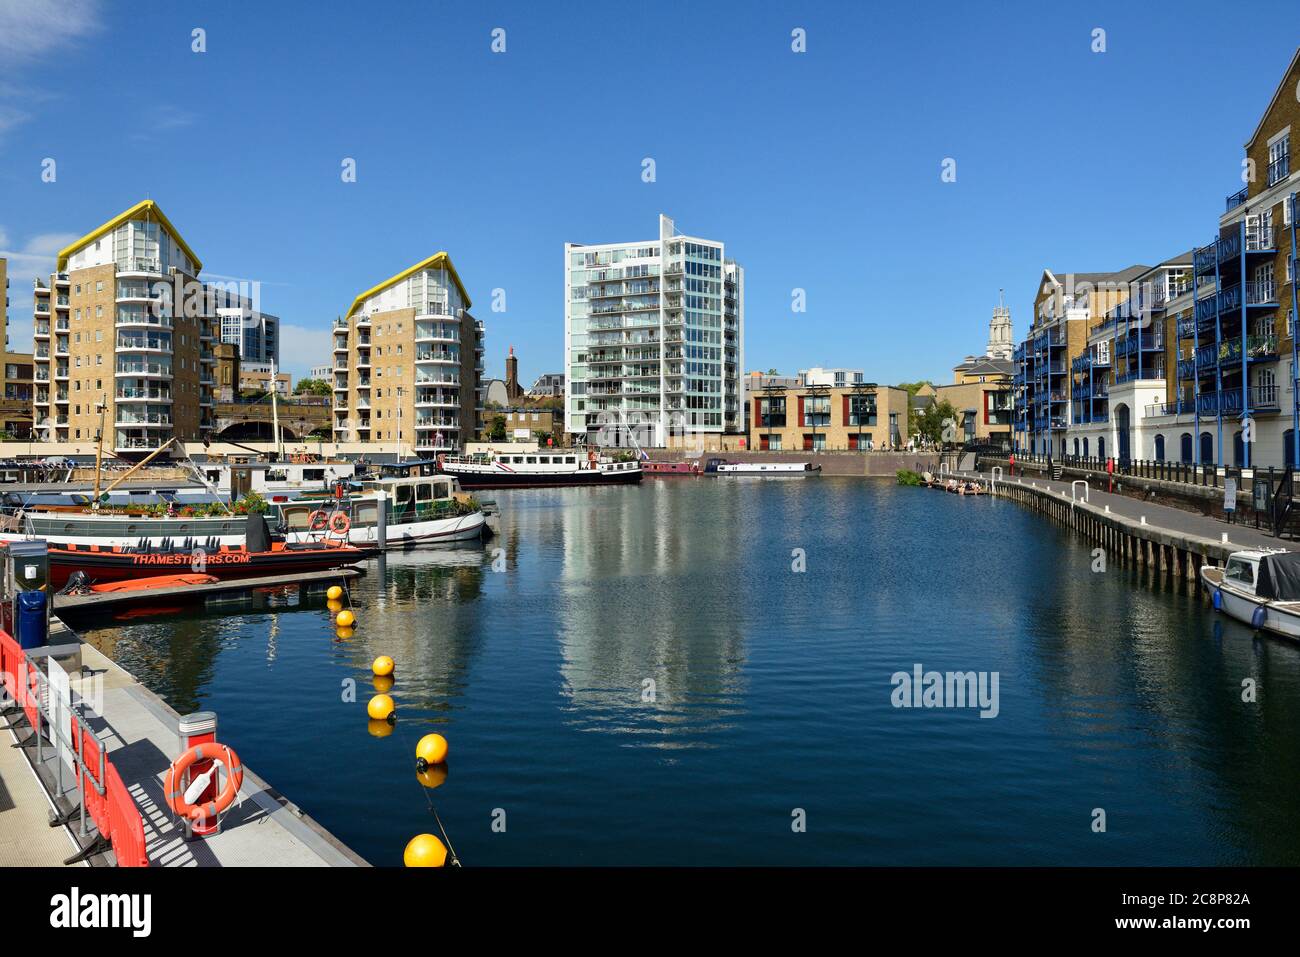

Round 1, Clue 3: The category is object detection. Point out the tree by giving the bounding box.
[488,414,507,441]
[295,378,332,397]
[916,399,959,447]
[895,381,935,441]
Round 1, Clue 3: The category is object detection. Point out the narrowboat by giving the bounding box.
[702,458,821,477]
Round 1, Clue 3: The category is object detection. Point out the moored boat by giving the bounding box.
[0,474,485,550]
[437,450,642,489]
[1201,549,1300,640]
[642,461,702,476]
[702,458,821,477]
[46,515,375,588]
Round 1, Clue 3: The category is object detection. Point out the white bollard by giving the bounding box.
[1222,533,1228,543]
[1140,516,1146,525]
[1104,505,1110,513]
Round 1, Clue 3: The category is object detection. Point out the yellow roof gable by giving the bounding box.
[56,199,202,273]
[344,251,472,319]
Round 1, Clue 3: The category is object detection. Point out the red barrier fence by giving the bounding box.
[0,627,148,867]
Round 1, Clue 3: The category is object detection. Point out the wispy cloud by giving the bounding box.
[0,1,103,143]
[129,103,197,142]
[276,324,332,380]
[0,0,103,64]
[0,229,81,354]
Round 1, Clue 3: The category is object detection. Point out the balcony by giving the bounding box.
[1226,186,1249,211]
[1268,154,1290,187]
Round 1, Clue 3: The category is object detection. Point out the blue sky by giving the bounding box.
[0,0,1297,384]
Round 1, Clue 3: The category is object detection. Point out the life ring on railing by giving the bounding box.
[329,512,351,536]
[163,742,243,822]
[308,509,330,532]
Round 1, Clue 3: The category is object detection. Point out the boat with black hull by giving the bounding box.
[437,450,642,490]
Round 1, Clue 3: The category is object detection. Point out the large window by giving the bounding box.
[848,394,877,426]
[758,396,786,427]
[803,395,830,427]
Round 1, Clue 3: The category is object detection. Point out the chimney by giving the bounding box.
[506,345,521,401]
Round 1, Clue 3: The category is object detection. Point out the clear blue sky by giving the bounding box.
[1,0,1296,384]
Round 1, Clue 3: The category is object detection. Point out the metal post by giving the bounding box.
[375,488,387,551]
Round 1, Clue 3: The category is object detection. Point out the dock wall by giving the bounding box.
[645,449,941,477]
[975,476,1231,582]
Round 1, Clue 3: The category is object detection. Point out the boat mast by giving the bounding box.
[91,393,107,511]
[271,359,283,461]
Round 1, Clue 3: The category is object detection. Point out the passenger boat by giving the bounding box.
[642,461,701,476]
[0,474,485,550]
[46,515,375,588]
[702,458,821,477]
[437,450,642,489]
[1201,549,1300,640]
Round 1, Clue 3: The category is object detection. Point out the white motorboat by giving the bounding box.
[1201,549,1300,640]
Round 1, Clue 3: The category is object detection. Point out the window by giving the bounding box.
[1154,435,1165,461]
[1225,557,1255,586]
[1180,433,1193,463]
[1268,132,1290,186]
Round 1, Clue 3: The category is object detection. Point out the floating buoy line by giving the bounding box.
[328,579,461,866]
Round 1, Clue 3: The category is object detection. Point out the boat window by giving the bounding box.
[1225,558,1255,585]
[396,485,413,505]
[512,457,523,464]
[304,469,325,481]
[432,482,450,499]
[355,502,378,527]
[416,483,432,502]
[565,456,575,464]
[538,456,550,464]
[282,505,312,530]
[266,469,287,482]
[526,456,537,464]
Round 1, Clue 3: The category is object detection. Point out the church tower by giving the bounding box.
[986,290,1013,360]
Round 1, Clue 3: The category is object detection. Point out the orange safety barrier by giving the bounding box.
[106,764,148,867]
[0,626,149,867]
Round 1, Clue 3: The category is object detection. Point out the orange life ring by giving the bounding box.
[308,509,330,531]
[163,742,244,822]
[329,512,351,535]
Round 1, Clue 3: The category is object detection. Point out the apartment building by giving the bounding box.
[800,367,864,388]
[565,214,744,448]
[331,252,484,453]
[1133,50,1300,469]
[1012,265,1146,457]
[749,380,909,450]
[239,362,291,397]
[1,258,35,437]
[1062,254,1190,461]
[31,200,216,455]
[217,300,279,366]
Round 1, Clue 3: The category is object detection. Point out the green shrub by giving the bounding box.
[896,469,923,486]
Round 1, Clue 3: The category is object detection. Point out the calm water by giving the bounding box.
[73,479,1300,866]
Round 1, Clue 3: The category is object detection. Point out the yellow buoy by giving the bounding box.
[372,655,394,677]
[327,599,343,613]
[336,609,355,628]
[416,764,448,790]
[367,693,395,721]
[372,674,394,694]
[335,626,354,641]
[403,833,447,867]
[367,718,395,739]
[327,585,343,601]
[415,733,449,769]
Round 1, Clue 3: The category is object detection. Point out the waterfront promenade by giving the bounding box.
[957,465,1284,554]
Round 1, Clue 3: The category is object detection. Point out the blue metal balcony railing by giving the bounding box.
[1226,186,1249,211]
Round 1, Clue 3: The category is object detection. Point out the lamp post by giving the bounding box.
[850,381,877,452]
[806,383,831,451]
